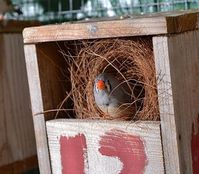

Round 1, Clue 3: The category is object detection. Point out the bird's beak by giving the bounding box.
[96,80,105,90]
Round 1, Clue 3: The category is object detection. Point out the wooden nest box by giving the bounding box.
[23,10,199,174]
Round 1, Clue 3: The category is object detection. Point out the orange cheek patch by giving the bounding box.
[97,80,105,90]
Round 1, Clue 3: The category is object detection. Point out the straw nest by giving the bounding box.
[64,38,159,121]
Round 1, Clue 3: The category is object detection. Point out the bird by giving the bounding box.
[93,73,135,120]
[0,0,22,20]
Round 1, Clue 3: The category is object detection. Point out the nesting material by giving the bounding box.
[65,38,159,121]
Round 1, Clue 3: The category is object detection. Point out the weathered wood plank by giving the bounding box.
[0,34,36,170]
[23,16,167,43]
[46,119,164,174]
[153,30,199,173]
[23,10,199,44]
[167,30,199,174]
[153,36,180,174]
[24,44,52,174]
[166,10,199,33]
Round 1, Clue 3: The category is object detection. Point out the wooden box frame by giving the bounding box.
[23,10,199,174]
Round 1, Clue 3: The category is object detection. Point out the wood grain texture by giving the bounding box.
[153,30,199,173]
[24,42,71,173]
[24,44,51,174]
[0,34,36,170]
[23,10,199,44]
[46,119,164,174]
[166,10,199,33]
[153,36,180,174]
[36,43,68,119]
[167,30,199,174]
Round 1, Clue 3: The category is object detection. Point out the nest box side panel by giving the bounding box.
[24,44,52,174]
[153,29,199,174]
[36,43,68,119]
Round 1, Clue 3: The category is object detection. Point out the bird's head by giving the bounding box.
[95,74,112,93]
[96,80,106,90]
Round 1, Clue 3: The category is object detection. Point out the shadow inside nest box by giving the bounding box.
[35,36,159,121]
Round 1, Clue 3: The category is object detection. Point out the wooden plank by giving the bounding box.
[0,34,36,169]
[46,119,164,174]
[24,44,52,174]
[166,11,199,33]
[23,16,167,43]
[153,30,199,173]
[153,36,180,174]
[166,30,199,174]
[23,10,199,44]
[0,155,38,174]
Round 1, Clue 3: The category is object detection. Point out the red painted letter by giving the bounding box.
[60,134,87,174]
[99,129,147,174]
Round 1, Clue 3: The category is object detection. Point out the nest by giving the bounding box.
[64,38,159,121]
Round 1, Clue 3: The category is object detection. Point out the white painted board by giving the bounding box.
[46,119,164,174]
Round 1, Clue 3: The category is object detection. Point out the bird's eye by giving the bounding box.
[106,80,111,92]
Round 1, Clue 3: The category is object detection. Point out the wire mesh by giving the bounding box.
[10,0,199,23]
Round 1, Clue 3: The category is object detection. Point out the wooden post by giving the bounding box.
[24,44,52,174]
[153,30,199,173]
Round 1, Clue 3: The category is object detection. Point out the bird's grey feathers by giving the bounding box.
[94,73,132,108]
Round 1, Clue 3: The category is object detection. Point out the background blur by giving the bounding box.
[8,0,199,23]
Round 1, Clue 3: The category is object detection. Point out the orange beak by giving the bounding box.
[96,80,105,90]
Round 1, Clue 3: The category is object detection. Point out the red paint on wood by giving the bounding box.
[191,115,199,174]
[60,134,87,174]
[99,129,147,174]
